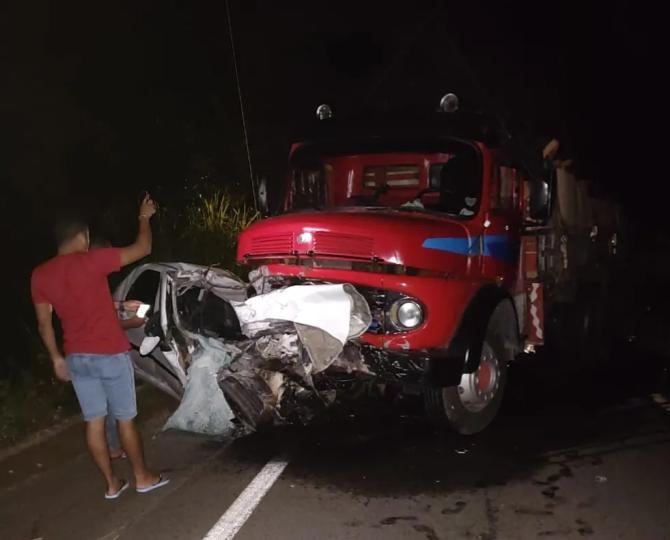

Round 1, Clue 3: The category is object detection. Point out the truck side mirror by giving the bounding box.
[528,161,555,222]
[529,180,551,221]
[257,176,269,216]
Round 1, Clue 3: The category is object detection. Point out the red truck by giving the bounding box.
[237,94,621,434]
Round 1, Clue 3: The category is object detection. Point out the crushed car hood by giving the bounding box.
[114,263,372,437]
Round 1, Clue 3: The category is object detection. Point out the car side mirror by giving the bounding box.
[140,335,160,356]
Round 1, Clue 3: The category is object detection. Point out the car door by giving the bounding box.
[114,265,184,400]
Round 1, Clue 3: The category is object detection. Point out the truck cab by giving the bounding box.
[237,96,551,434]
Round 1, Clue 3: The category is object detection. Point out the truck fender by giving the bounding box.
[447,285,520,374]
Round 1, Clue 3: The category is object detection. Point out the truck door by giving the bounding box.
[481,165,521,286]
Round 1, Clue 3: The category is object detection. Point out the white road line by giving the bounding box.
[203,455,290,540]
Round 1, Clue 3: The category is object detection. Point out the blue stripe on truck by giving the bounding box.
[422,235,516,262]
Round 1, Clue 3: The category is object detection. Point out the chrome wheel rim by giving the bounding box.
[457,342,501,413]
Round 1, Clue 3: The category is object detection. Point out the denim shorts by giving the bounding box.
[66,352,137,422]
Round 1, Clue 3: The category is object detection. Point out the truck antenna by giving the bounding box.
[226,0,257,210]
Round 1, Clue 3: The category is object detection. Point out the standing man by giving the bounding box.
[31,194,169,499]
[106,300,146,459]
[89,238,146,461]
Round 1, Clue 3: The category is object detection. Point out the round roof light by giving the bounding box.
[316,104,333,120]
[439,93,459,113]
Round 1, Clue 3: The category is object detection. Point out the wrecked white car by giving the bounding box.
[114,263,373,437]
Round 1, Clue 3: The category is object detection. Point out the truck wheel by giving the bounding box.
[424,314,509,435]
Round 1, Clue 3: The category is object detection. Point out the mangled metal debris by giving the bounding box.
[114,263,373,437]
[163,337,237,436]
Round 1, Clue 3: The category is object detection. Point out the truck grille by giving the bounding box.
[249,234,293,256]
[313,232,374,259]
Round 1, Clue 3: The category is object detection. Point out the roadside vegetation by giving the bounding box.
[166,188,258,269]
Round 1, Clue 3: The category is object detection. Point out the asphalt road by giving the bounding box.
[2,355,670,540]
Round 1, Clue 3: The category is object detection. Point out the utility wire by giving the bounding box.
[226,0,257,210]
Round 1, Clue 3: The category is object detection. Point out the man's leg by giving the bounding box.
[117,418,159,488]
[104,353,161,489]
[105,412,124,459]
[86,416,123,495]
[67,355,123,495]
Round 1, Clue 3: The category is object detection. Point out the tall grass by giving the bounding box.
[172,190,258,270]
[186,190,258,243]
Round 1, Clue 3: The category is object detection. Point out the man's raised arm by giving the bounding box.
[119,193,157,267]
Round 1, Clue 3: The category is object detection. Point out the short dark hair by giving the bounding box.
[53,216,89,247]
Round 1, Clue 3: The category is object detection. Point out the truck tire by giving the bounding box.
[424,309,509,435]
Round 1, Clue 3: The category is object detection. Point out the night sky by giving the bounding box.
[2,1,654,208]
[0,1,658,360]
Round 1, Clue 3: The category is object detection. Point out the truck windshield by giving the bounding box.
[285,165,329,211]
[283,139,482,217]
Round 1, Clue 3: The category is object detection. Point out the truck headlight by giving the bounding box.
[390,299,423,330]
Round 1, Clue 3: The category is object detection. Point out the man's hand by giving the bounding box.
[122,299,142,312]
[139,193,157,220]
[52,355,71,382]
[542,138,560,161]
[120,193,156,267]
[121,316,147,330]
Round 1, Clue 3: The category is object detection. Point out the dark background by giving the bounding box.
[0,0,659,372]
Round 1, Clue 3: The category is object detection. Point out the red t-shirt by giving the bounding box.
[31,248,130,355]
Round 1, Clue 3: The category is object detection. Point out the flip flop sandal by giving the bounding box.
[136,474,170,494]
[105,480,129,500]
[111,451,127,460]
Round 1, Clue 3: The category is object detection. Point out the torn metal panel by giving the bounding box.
[248,265,274,295]
[171,264,248,303]
[330,343,375,375]
[295,323,343,373]
[219,369,285,431]
[163,337,239,436]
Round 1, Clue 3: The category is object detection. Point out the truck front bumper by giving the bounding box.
[361,344,464,389]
